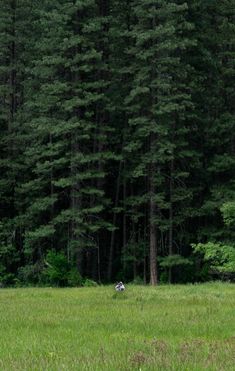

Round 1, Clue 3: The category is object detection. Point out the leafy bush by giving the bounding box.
[0,264,16,286]
[192,242,235,277]
[221,202,235,227]
[42,251,90,287]
[0,273,15,287]
[1,248,98,287]
[159,255,192,268]
[159,271,168,284]
[18,264,43,285]
[130,276,145,285]
[42,251,70,286]
[68,268,83,287]
[83,278,98,287]
[159,255,193,283]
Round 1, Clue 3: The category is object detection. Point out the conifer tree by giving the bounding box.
[125,0,193,284]
[17,0,114,279]
[0,0,34,281]
[188,0,235,245]
[0,0,235,285]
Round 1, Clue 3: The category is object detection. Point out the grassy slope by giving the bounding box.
[0,283,235,370]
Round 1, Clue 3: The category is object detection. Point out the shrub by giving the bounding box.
[130,276,145,285]
[68,268,83,287]
[42,251,69,286]
[18,264,43,285]
[82,278,98,287]
[0,264,16,287]
[192,242,235,279]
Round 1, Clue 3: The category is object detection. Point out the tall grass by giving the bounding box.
[0,282,234,370]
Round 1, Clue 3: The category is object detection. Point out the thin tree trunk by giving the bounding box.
[168,157,174,283]
[70,5,85,275]
[148,8,158,286]
[67,224,70,263]
[49,132,54,250]
[149,134,157,285]
[107,160,122,281]
[143,206,147,284]
[97,238,101,283]
[123,160,127,275]
[133,223,137,279]
[149,189,157,284]
[70,135,83,273]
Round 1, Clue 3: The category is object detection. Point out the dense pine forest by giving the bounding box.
[0,0,235,286]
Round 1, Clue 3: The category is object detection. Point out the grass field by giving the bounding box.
[0,283,235,370]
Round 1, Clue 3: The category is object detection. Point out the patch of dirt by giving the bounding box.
[129,351,151,367]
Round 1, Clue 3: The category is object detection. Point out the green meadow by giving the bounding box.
[0,283,235,370]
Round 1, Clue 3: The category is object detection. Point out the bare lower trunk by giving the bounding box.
[123,161,127,275]
[133,225,137,279]
[50,133,54,250]
[149,8,158,286]
[168,158,174,283]
[168,203,173,283]
[70,138,83,273]
[149,135,157,285]
[97,240,101,283]
[149,187,157,285]
[107,160,122,280]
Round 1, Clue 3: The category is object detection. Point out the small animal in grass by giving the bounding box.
[115,281,125,291]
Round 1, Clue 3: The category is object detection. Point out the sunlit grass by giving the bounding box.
[0,282,235,370]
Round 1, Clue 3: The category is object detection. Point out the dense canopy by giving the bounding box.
[0,0,235,286]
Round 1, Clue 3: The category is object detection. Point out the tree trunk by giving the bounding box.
[149,189,157,284]
[70,136,83,273]
[168,158,174,283]
[123,161,127,276]
[149,134,157,285]
[107,160,122,281]
[149,8,158,286]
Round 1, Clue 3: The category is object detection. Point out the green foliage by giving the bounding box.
[159,271,169,284]
[41,251,97,287]
[0,263,15,287]
[221,202,235,227]
[130,276,145,285]
[0,0,234,285]
[159,255,194,283]
[82,279,98,287]
[43,251,70,287]
[17,264,43,285]
[192,242,235,275]
[67,268,83,287]
[159,255,192,268]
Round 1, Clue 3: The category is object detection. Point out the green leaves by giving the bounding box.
[0,0,234,285]
[192,242,235,274]
[160,255,192,268]
[124,0,194,269]
[221,202,235,227]
[26,225,55,240]
[27,196,58,216]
